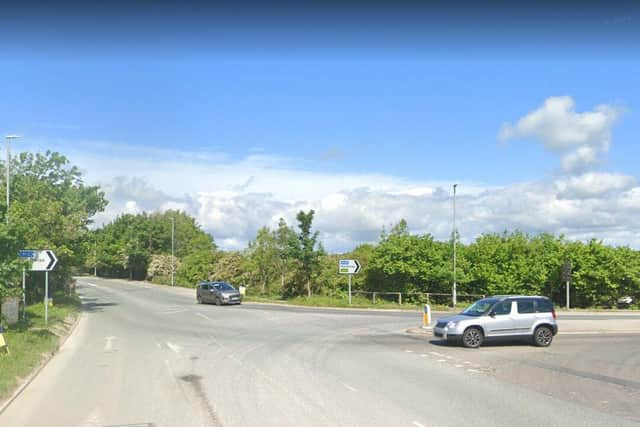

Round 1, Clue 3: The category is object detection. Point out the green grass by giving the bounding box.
[243,294,458,311]
[0,293,81,400]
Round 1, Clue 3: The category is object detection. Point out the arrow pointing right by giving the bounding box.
[45,250,58,271]
[354,260,361,274]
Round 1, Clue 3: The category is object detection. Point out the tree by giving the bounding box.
[1,151,107,302]
[292,210,325,298]
[274,218,298,294]
[93,210,216,281]
[247,227,279,294]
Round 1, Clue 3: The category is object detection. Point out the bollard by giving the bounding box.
[422,304,432,329]
[0,326,9,355]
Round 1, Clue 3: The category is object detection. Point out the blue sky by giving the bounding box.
[1,2,640,250]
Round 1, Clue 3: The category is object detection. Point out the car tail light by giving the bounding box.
[552,308,557,320]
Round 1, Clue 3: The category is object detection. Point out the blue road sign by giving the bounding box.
[18,250,37,260]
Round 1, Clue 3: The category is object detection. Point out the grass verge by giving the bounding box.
[0,293,81,401]
[243,294,457,311]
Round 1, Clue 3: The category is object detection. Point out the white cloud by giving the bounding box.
[499,96,622,173]
[32,130,640,252]
[556,172,637,199]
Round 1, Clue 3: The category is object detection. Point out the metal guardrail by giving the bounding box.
[351,291,485,305]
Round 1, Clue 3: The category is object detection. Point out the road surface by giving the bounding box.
[1,277,638,427]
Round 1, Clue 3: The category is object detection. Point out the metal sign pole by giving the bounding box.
[22,268,26,321]
[45,271,49,325]
[348,274,352,305]
[566,280,570,310]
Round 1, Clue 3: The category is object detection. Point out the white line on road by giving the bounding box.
[420,354,428,358]
[413,421,427,427]
[162,309,188,315]
[437,359,446,362]
[166,342,183,353]
[196,312,212,321]
[467,368,481,373]
[429,351,444,357]
[103,336,116,352]
[405,349,414,353]
[341,382,358,392]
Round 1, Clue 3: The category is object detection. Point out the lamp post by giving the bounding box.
[452,183,458,307]
[4,134,20,224]
[171,217,175,286]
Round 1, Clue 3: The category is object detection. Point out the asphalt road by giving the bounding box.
[1,277,638,427]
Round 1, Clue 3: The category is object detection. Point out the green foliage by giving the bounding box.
[0,151,107,303]
[290,210,325,297]
[246,227,279,293]
[93,210,216,280]
[176,250,220,287]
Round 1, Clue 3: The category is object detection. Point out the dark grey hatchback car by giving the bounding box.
[196,281,242,305]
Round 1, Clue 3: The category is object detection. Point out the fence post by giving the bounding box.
[373,292,376,304]
[398,292,402,305]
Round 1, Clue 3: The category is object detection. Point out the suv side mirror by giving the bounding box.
[488,311,496,318]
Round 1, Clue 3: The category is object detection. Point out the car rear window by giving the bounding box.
[536,299,553,313]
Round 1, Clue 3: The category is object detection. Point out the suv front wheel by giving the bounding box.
[461,327,484,348]
[533,326,554,347]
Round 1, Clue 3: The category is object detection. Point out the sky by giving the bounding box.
[1,1,639,251]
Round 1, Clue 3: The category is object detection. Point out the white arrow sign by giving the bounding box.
[339,259,361,274]
[29,250,58,272]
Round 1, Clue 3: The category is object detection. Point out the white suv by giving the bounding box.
[433,296,558,348]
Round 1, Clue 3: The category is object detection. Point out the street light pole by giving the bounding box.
[171,217,175,286]
[452,183,458,307]
[4,135,20,224]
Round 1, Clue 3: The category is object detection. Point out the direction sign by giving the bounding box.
[28,250,58,272]
[339,259,361,274]
[18,250,37,260]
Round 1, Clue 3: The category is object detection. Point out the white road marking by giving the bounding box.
[455,364,464,368]
[196,312,212,321]
[467,368,481,373]
[429,351,444,357]
[103,336,116,352]
[405,349,414,353]
[85,282,98,288]
[464,361,472,365]
[162,309,188,315]
[413,421,427,427]
[437,359,447,362]
[420,354,428,358]
[166,341,183,353]
[341,382,358,392]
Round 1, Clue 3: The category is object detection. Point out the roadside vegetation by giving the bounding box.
[1,148,639,324]
[0,293,81,400]
[91,206,640,310]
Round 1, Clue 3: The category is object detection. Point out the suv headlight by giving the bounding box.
[447,321,458,329]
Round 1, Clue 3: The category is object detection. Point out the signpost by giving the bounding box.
[562,259,572,310]
[339,259,361,305]
[19,249,58,324]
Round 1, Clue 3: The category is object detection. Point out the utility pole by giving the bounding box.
[4,135,20,224]
[94,238,98,276]
[171,217,175,286]
[452,183,458,307]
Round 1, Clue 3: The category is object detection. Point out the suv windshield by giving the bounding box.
[461,298,499,317]
[214,283,236,291]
